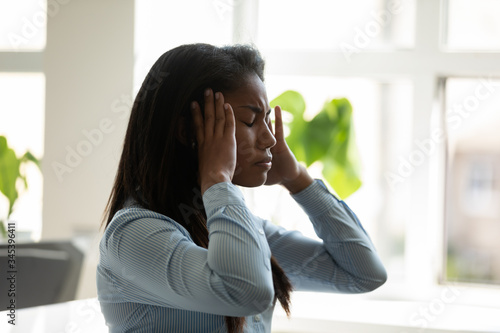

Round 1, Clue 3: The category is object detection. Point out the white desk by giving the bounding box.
[271,292,500,333]
[1,296,499,333]
[0,298,107,333]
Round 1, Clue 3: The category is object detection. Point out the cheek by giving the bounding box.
[235,126,257,164]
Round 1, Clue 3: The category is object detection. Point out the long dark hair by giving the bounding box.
[102,43,292,332]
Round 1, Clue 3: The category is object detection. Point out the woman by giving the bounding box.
[97,43,387,333]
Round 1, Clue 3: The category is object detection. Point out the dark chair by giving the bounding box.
[0,241,83,309]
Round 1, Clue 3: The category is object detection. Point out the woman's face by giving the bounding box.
[223,74,277,187]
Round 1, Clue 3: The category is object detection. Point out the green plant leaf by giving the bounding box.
[285,119,308,162]
[0,136,42,219]
[0,136,21,217]
[270,90,308,162]
[22,151,41,170]
[322,158,362,199]
[321,100,362,199]
[270,90,306,117]
[323,98,339,121]
[303,111,334,165]
[270,93,362,199]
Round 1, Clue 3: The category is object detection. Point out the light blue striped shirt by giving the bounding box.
[96,180,387,332]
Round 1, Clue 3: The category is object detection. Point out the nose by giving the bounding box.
[257,121,277,150]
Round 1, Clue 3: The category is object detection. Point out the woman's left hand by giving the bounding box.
[265,105,313,193]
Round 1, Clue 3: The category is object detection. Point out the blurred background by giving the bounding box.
[1,0,499,331]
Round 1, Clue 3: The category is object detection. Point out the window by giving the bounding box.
[251,76,413,281]
[0,73,45,240]
[444,77,500,285]
[258,0,416,51]
[253,0,420,291]
[0,0,46,241]
[233,0,500,307]
[134,0,233,92]
[0,0,47,51]
[445,0,500,50]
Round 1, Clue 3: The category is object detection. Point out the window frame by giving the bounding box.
[232,0,500,307]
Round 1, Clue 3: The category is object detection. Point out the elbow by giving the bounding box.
[359,267,388,292]
[366,273,387,292]
[241,284,275,315]
[228,282,275,316]
[210,261,275,316]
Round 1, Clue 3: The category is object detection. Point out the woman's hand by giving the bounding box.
[192,89,236,194]
[265,105,314,193]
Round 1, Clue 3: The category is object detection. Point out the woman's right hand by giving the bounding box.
[191,89,236,194]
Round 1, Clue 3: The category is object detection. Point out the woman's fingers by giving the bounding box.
[224,102,235,136]
[214,91,226,136]
[193,89,236,193]
[192,90,234,146]
[274,105,285,142]
[202,89,230,138]
[203,88,215,139]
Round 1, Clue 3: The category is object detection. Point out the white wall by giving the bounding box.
[43,0,134,240]
[42,0,134,299]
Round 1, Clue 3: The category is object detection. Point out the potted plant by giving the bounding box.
[0,135,41,239]
[270,91,362,199]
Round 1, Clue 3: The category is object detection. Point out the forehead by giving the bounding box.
[224,74,269,106]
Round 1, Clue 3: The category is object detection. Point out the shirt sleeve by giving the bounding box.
[263,179,387,293]
[101,182,274,317]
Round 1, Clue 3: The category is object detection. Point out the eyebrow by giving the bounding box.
[235,105,272,114]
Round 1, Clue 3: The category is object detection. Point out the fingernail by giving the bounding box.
[224,103,228,110]
[215,92,220,100]
[191,101,196,110]
[205,88,210,97]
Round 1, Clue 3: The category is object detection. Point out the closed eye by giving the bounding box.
[265,109,272,120]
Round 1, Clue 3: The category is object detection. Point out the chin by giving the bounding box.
[232,170,268,188]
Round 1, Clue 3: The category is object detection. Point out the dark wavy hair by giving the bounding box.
[102,43,292,333]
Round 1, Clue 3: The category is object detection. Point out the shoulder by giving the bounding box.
[103,206,193,244]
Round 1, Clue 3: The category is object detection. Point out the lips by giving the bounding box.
[255,156,272,169]
[256,156,272,164]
